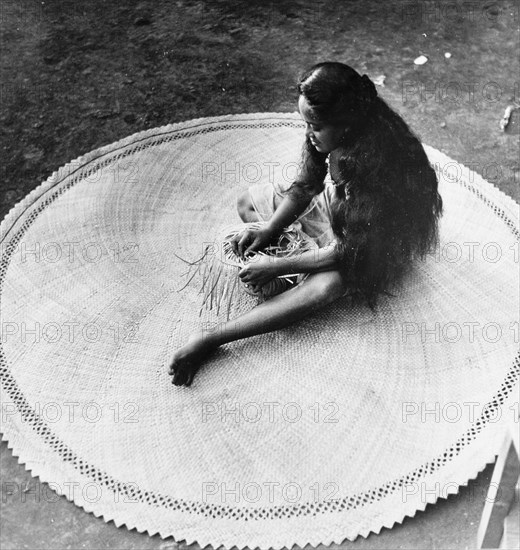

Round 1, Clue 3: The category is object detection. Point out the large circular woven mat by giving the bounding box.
[1,113,519,549]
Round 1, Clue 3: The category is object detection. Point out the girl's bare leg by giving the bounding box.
[236,189,261,223]
[169,189,344,386]
[169,269,347,385]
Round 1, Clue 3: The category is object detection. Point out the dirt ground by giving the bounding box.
[0,0,519,549]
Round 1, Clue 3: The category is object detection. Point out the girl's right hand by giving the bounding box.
[230,226,275,259]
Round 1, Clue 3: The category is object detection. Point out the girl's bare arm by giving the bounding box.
[239,241,342,290]
[273,240,340,274]
[263,190,313,236]
[234,189,314,257]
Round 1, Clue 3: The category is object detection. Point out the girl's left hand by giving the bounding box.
[238,255,279,293]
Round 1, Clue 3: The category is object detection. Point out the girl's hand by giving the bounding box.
[230,226,275,259]
[238,255,280,292]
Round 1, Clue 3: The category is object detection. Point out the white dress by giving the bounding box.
[247,156,342,248]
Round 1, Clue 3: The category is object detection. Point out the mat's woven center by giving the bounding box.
[1,114,518,548]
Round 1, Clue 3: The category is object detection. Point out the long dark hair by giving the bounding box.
[289,62,443,307]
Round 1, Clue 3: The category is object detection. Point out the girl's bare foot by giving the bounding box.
[168,335,218,387]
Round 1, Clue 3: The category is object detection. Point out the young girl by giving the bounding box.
[169,61,443,386]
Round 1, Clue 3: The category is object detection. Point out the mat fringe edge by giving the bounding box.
[0,428,502,548]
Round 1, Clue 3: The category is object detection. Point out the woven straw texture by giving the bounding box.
[0,113,518,549]
[191,222,317,318]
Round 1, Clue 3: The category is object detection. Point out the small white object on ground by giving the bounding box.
[445,52,452,58]
[500,104,519,131]
[372,74,386,87]
[414,55,428,65]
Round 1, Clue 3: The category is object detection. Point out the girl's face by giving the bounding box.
[298,95,348,154]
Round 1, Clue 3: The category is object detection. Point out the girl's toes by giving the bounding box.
[168,354,181,375]
[172,370,184,385]
[172,367,186,385]
[172,366,195,386]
